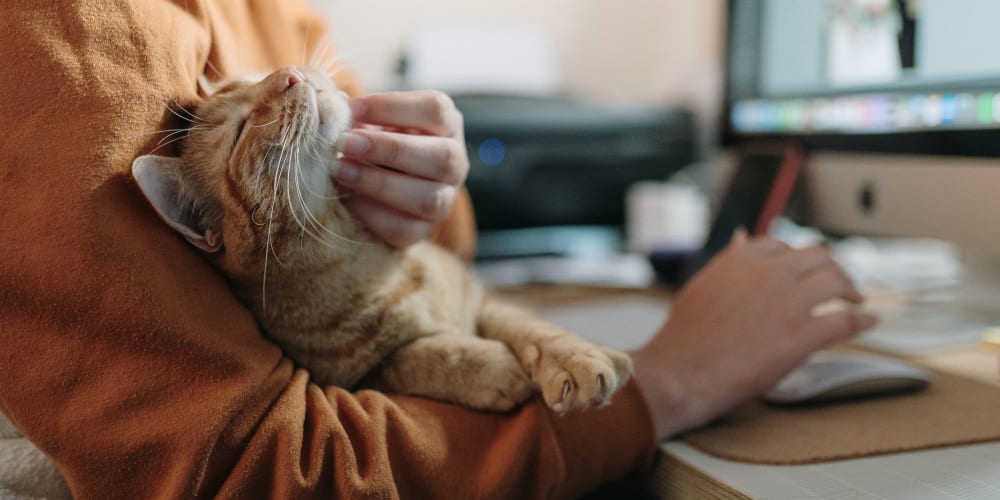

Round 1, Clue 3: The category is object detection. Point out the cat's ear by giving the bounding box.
[131,155,222,253]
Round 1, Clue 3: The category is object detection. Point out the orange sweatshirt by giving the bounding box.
[0,1,657,498]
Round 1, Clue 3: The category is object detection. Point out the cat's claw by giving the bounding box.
[529,340,633,413]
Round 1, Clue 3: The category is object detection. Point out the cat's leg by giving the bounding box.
[476,299,634,413]
[367,334,535,411]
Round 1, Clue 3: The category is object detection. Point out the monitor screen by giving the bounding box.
[726,0,1000,140]
[720,0,1000,257]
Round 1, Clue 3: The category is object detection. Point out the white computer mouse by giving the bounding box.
[764,351,932,405]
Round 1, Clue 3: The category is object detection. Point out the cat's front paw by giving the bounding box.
[461,356,535,412]
[522,337,633,413]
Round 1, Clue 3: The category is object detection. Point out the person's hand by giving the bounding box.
[334,90,468,248]
[630,231,878,440]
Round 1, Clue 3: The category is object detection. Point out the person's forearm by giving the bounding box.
[201,371,657,499]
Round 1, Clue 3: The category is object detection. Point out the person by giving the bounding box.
[0,1,876,498]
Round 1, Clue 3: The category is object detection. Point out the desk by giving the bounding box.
[498,285,1000,500]
[650,343,1000,500]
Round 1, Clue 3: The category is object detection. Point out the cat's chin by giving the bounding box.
[316,122,343,144]
[319,115,350,139]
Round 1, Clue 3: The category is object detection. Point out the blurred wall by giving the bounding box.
[310,0,725,112]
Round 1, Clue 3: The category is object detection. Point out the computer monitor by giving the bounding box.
[723,0,1000,256]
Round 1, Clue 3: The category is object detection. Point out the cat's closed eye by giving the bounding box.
[231,116,249,154]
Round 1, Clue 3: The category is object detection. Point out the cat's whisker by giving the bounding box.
[283,140,315,245]
[297,194,360,247]
[164,103,200,124]
[259,120,291,189]
[267,148,292,264]
[127,126,208,141]
[320,49,354,69]
[168,98,207,122]
[303,145,320,163]
[308,129,328,157]
[286,142,333,244]
[301,20,312,67]
[251,116,281,129]
[261,137,293,312]
[308,39,334,70]
[285,138,360,247]
[256,147,276,193]
[316,48,363,79]
[269,164,291,263]
[296,157,348,242]
[146,131,203,155]
[315,40,333,68]
[287,148,341,246]
[258,118,294,192]
[145,126,206,136]
[319,62,341,80]
[259,105,305,311]
[294,133,342,201]
[154,128,204,148]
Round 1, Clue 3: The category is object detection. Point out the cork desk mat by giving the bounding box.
[680,348,1000,465]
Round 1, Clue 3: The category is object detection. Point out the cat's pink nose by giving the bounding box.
[274,66,303,92]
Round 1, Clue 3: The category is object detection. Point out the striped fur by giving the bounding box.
[154,66,633,412]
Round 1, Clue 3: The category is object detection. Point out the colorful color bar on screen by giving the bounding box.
[731,91,1000,134]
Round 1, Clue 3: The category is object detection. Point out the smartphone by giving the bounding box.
[666,145,803,285]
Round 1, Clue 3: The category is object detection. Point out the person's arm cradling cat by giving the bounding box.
[334,90,469,249]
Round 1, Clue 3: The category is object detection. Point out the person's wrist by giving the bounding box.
[629,341,708,441]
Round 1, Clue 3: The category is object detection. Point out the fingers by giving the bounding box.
[336,128,468,185]
[342,195,432,249]
[768,241,872,345]
[336,161,457,223]
[777,244,863,308]
[350,90,464,138]
[794,265,864,310]
[775,245,835,278]
[739,238,859,301]
[729,228,749,247]
[736,238,864,309]
[804,309,879,348]
[333,90,469,249]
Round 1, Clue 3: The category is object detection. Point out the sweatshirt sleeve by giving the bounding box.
[0,1,656,499]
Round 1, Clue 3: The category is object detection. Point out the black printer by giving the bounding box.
[454,95,696,258]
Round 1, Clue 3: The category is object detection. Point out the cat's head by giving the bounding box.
[132,66,354,272]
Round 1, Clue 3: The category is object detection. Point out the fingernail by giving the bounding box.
[731,227,748,245]
[349,97,366,119]
[336,132,370,156]
[337,162,360,184]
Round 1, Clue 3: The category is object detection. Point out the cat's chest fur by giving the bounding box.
[229,238,484,388]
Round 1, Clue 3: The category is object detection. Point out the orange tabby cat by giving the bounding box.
[132,66,632,412]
